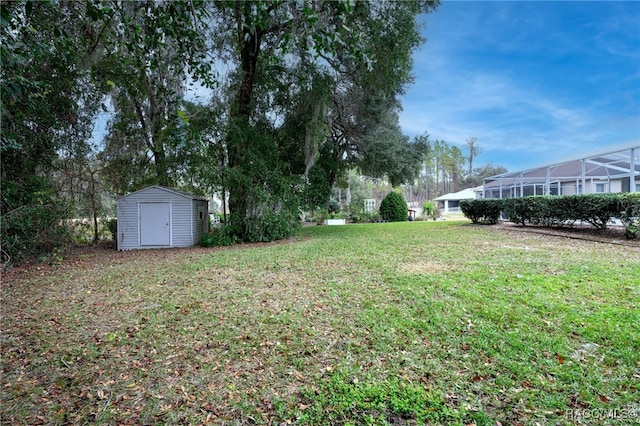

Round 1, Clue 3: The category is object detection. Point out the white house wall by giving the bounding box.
[560,182,576,195]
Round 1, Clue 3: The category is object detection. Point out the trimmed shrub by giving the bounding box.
[513,196,567,227]
[460,199,504,224]
[503,197,533,226]
[502,193,637,234]
[380,192,408,222]
[617,193,640,239]
[569,194,618,230]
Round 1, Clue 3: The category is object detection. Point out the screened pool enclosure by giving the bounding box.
[482,143,640,199]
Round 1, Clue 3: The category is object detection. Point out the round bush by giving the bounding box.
[380,192,408,222]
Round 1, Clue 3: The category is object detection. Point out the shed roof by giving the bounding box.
[118,185,208,202]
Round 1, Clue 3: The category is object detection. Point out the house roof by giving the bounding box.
[118,185,208,202]
[434,187,479,201]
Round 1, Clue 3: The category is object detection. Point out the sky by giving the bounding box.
[398,0,640,172]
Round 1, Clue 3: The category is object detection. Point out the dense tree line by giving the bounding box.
[402,138,507,204]
[1,0,439,262]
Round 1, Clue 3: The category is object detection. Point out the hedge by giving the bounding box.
[459,199,503,225]
[617,193,640,239]
[461,193,640,239]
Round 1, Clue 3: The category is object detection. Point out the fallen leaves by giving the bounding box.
[2,224,638,425]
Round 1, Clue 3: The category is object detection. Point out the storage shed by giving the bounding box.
[117,186,209,250]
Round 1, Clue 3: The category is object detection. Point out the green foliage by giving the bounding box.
[244,211,301,243]
[199,226,238,247]
[358,115,431,187]
[349,211,382,223]
[326,199,340,214]
[1,177,71,263]
[302,166,332,212]
[105,219,118,243]
[310,208,328,225]
[463,163,508,189]
[422,139,467,199]
[460,199,504,224]
[570,193,619,229]
[201,210,300,246]
[3,221,639,424]
[422,201,436,219]
[502,194,631,231]
[503,196,560,226]
[617,193,640,239]
[1,1,101,261]
[66,219,113,246]
[224,120,303,242]
[1,0,439,261]
[296,370,465,424]
[379,191,408,222]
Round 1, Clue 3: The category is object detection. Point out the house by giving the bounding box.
[116,186,209,250]
[482,143,640,199]
[434,187,480,214]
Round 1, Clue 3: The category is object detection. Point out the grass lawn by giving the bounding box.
[2,221,639,425]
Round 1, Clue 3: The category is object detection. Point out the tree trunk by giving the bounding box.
[90,170,99,243]
[153,148,170,187]
[226,3,262,236]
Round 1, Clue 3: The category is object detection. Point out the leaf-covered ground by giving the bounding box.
[2,221,639,425]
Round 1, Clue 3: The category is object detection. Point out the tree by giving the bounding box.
[318,1,435,190]
[209,0,438,240]
[463,163,508,188]
[465,137,482,177]
[380,191,408,222]
[1,1,104,261]
[444,144,465,193]
[1,0,442,260]
[55,147,110,244]
[358,114,430,187]
[1,0,213,260]
[96,0,212,193]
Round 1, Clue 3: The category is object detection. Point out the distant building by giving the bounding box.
[434,187,481,214]
[482,143,640,199]
[364,199,376,212]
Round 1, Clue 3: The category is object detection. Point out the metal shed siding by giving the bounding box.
[171,200,193,247]
[117,186,207,250]
[116,197,140,250]
[191,199,209,244]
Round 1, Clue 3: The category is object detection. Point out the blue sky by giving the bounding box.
[399,0,640,172]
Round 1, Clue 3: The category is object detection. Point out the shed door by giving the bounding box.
[139,203,171,246]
